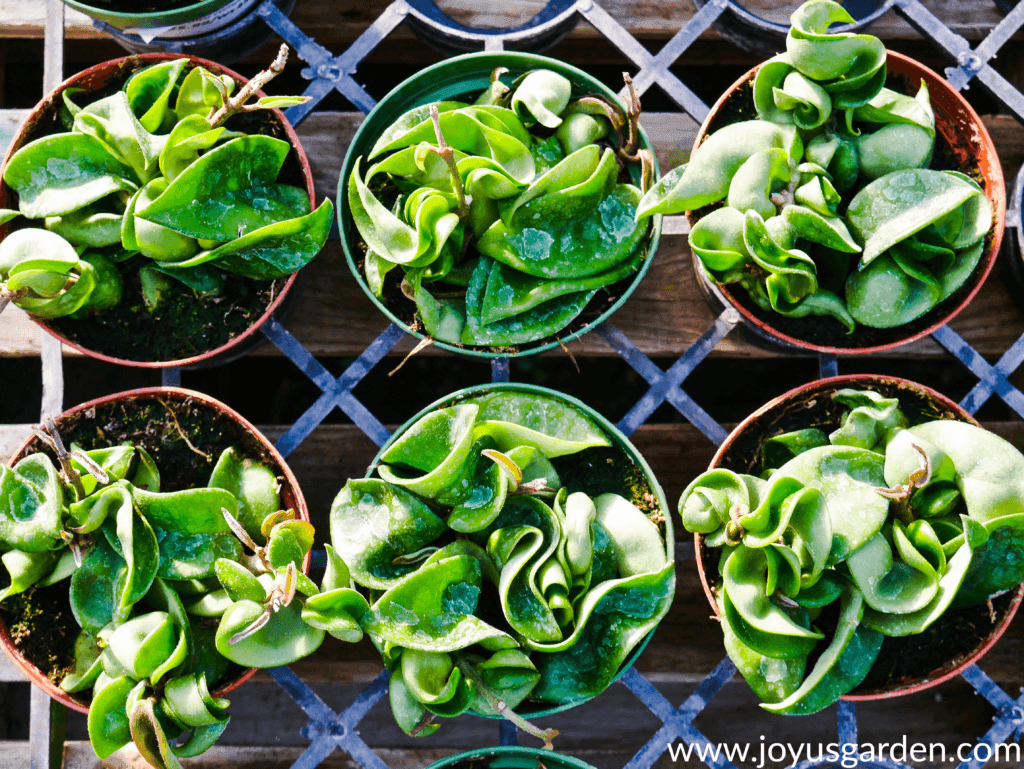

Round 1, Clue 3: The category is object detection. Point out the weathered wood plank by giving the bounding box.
[1,112,1022,360]
[0,0,1013,43]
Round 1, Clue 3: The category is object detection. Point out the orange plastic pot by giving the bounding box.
[689,51,1006,355]
[693,374,1023,700]
[0,54,314,368]
[0,387,310,714]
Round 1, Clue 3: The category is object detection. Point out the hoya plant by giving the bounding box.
[636,0,993,336]
[346,62,656,351]
[678,387,1024,714]
[0,418,341,767]
[326,388,675,740]
[0,45,333,331]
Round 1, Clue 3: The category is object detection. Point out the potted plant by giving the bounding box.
[637,0,1005,354]
[678,375,1024,713]
[0,46,332,368]
[338,51,662,359]
[0,387,347,766]
[327,383,675,740]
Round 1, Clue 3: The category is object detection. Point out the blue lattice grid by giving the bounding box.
[66,0,1024,766]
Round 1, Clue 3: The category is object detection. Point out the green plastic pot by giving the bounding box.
[338,51,663,359]
[368,382,674,718]
[426,747,597,769]
[61,0,255,31]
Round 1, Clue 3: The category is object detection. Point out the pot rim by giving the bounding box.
[0,52,313,369]
[692,373,1023,701]
[366,381,673,717]
[425,746,597,769]
[690,50,1006,356]
[1,386,311,714]
[337,50,664,359]
[61,0,241,27]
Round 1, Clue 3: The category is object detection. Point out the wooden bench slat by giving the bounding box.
[1,111,1021,360]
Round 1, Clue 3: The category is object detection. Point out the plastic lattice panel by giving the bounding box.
[14,1,1024,767]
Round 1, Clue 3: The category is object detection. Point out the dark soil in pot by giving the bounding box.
[704,378,1017,696]
[551,446,662,519]
[0,393,286,701]
[690,65,994,352]
[4,56,306,364]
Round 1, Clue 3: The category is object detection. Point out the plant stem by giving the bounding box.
[208,43,291,128]
[0,286,26,317]
[34,416,86,499]
[427,105,470,219]
[454,657,559,749]
[621,72,642,159]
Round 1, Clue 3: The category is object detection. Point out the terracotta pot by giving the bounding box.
[364,382,674,718]
[0,53,315,369]
[693,374,1024,701]
[0,387,310,714]
[688,51,1006,355]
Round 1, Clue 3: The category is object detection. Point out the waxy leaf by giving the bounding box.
[126,58,189,134]
[215,597,325,667]
[510,70,571,128]
[0,549,58,603]
[136,136,303,240]
[864,540,974,634]
[464,390,611,457]
[70,536,124,633]
[208,447,281,542]
[846,532,939,614]
[74,91,164,183]
[487,496,566,644]
[60,629,105,693]
[0,454,62,551]
[478,182,644,280]
[175,65,235,122]
[329,479,447,590]
[719,594,806,704]
[3,133,138,218]
[761,584,880,715]
[165,199,332,280]
[467,649,540,715]
[901,421,1024,524]
[378,404,479,497]
[88,675,135,759]
[107,610,178,679]
[636,121,802,218]
[362,555,517,653]
[846,169,982,267]
[723,547,824,644]
[774,445,889,561]
[529,562,675,702]
[460,256,597,346]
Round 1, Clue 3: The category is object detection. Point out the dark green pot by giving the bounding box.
[338,51,663,359]
[426,747,597,769]
[61,0,253,31]
[368,382,674,719]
